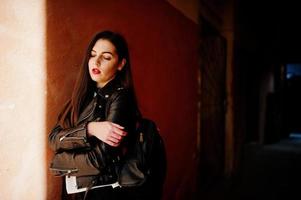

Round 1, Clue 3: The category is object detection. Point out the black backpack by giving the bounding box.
[118,117,167,195]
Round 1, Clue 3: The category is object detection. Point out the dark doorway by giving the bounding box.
[284,63,301,136]
[199,17,227,190]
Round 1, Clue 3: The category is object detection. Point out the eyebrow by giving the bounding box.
[91,50,113,55]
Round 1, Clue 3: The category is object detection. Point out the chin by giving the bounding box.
[89,75,98,82]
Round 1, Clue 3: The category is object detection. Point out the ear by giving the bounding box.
[117,58,126,71]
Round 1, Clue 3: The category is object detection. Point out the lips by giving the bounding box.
[92,68,100,74]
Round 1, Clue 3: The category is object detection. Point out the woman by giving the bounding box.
[49,30,139,200]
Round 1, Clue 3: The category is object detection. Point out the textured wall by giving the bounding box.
[167,0,199,23]
[0,0,46,199]
[0,0,199,199]
[46,0,199,200]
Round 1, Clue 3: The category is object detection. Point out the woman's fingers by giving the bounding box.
[110,129,126,141]
[110,132,122,140]
[101,124,125,147]
[107,136,120,144]
[91,121,127,146]
[106,135,122,147]
[112,126,127,136]
[111,122,124,129]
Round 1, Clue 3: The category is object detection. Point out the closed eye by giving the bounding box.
[90,52,97,57]
[103,56,111,60]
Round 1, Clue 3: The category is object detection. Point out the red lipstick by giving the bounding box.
[92,68,100,74]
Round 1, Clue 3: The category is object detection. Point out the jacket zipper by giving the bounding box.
[61,136,87,143]
[59,99,96,142]
[59,127,86,142]
[50,167,78,177]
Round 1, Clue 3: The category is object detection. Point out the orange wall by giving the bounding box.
[46,0,199,199]
[167,0,199,23]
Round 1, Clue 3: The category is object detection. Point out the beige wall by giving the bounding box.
[0,0,46,199]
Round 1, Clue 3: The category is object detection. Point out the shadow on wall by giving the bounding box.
[45,0,199,199]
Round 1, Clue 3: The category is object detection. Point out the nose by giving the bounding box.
[95,55,102,66]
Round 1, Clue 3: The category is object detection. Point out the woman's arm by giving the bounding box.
[88,89,135,147]
[49,89,135,180]
[87,121,126,147]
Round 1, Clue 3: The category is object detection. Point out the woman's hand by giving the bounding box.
[87,121,127,147]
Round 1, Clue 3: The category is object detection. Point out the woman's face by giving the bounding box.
[88,39,125,88]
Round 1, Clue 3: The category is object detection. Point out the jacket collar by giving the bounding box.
[95,77,123,99]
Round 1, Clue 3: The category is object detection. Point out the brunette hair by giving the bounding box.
[58,30,139,128]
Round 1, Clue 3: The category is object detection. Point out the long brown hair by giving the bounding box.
[58,30,139,128]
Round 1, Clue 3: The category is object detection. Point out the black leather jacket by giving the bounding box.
[48,78,136,188]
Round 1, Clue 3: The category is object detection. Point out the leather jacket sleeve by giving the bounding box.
[48,97,97,152]
[106,89,135,133]
[48,123,91,152]
[48,88,136,182]
[48,89,135,152]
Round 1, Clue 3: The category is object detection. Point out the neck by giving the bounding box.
[97,76,116,88]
